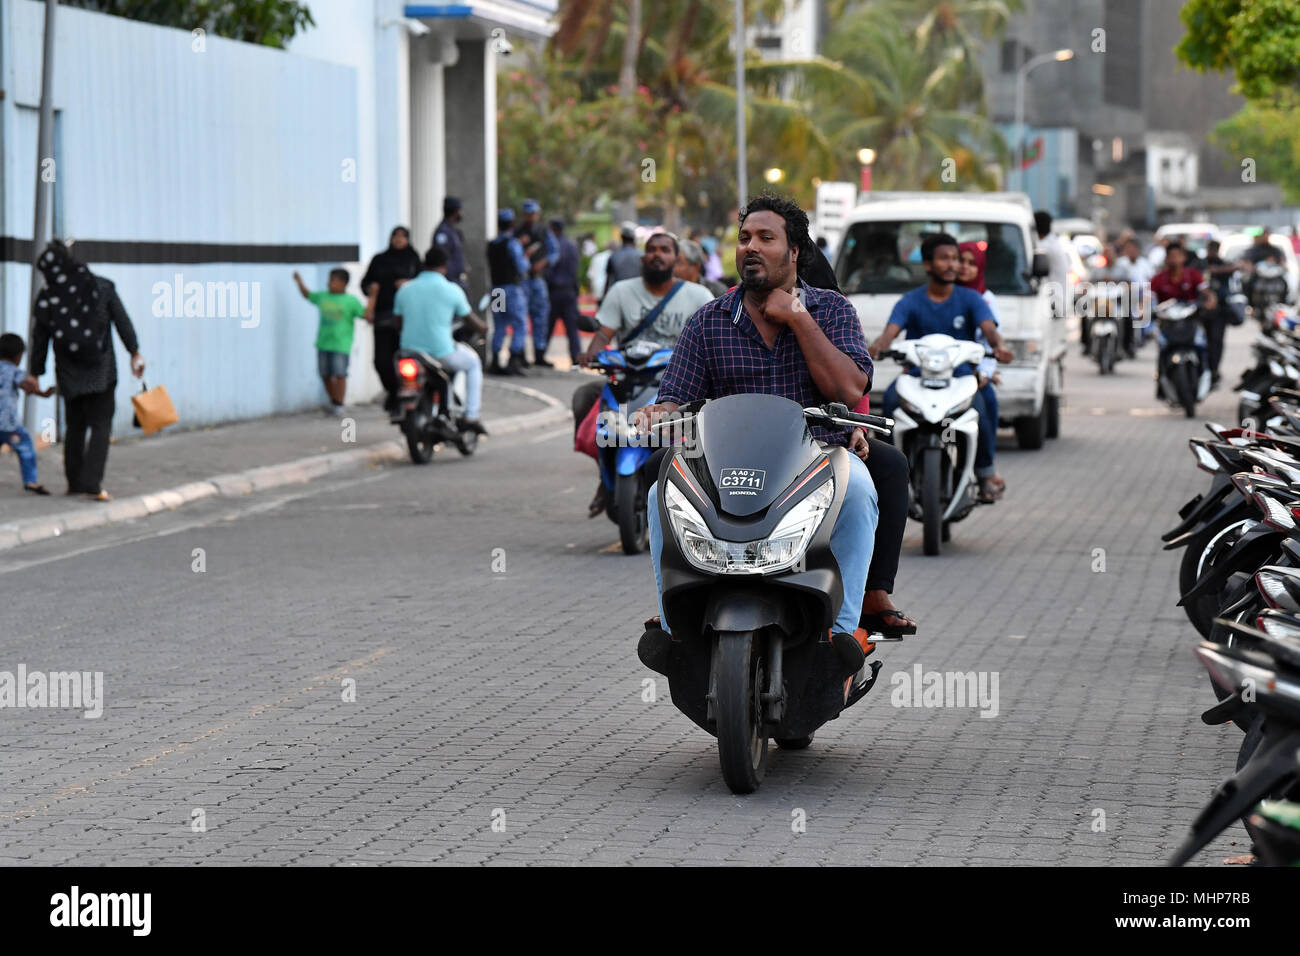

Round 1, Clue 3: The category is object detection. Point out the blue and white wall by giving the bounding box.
[1,0,367,432]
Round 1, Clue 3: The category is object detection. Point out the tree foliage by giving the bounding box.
[1177,0,1300,101]
[1176,0,1300,201]
[63,0,314,48]
[503,0,1014,223]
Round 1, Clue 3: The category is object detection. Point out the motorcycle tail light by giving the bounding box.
[1189,441,1219,473]
[398,358,420,381]
[1254,492,1297,531]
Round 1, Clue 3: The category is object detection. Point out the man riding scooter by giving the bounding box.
[572,233,712,517]
[867,233,1014,503]
[633,194,881,687]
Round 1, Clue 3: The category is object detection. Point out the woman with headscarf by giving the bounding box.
[27,240,144,501]
[362,227,422,412]
[957,241,1005,501]
[799,239,918,639]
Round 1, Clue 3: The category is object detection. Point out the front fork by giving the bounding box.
[705,630,786,727]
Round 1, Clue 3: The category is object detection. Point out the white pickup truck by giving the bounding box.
[832,191,1065,449]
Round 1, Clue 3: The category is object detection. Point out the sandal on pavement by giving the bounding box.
[86,490,112,502]
[24,483,51,496]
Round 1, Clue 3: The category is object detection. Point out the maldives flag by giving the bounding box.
[1020,136,1045,169]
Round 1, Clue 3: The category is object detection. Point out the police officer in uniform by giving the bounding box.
[487,208,531,376]
[516,199,559,365]
[432,197,467,290]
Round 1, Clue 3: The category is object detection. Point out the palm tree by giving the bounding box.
[881,0,1025,107]
[812,12,1008,190]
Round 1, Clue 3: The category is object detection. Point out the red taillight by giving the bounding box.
[398,358,420,381]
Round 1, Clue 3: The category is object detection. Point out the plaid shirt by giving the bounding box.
[657,282,872,446]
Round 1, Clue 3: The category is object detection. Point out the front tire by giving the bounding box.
[1174,362,1198,417]
[921,446,942,556]
[715,631,768,794]
[615,473,648,554]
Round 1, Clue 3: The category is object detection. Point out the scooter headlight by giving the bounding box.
[665,478,835,575]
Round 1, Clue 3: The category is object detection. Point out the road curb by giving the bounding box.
[0,382,569,553]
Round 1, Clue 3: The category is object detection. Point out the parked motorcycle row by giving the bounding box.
[1164,397,1300,866]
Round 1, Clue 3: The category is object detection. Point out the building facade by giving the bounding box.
[0,0,553,434]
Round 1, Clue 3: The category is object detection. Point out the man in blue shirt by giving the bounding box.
[868,232,1013,501]
[516,199,560,365]
[394,246,488,433]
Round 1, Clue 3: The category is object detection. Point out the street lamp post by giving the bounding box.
[857,148,876,194]
[1013,48,1074,196]
[735,0,746,211]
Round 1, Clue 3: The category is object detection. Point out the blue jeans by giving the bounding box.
[490,284,528,355]
[883,378,998,480]
[524,277,550,350]
[648,452,878,636]
[2,425,39,485]
[435,343,483,419]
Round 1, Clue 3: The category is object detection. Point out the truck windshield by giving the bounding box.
[836,220,1033,296]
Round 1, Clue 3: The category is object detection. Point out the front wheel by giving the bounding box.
[715,631,768,794]
[1174,362,1198,417]
[921,446,942,556]
[615,473,648,554]
[1097,335,1114,375]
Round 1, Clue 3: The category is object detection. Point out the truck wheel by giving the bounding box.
[1014,406,1047,450]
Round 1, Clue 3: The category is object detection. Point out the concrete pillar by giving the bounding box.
[443,37,494,306]
[409,35,446,254]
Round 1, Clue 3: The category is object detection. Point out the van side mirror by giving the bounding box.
[1031,252,1050,278]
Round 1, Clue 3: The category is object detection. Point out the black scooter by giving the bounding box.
[637,394,893,793]
[391,327,486,464]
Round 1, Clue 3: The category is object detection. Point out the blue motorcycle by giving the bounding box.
[593,339,673,553]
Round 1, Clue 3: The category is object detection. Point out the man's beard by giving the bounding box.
[643,264,674,284]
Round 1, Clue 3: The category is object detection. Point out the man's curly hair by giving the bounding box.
[738,193,817,280]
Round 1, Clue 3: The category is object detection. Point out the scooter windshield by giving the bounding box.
[693,394,825,518]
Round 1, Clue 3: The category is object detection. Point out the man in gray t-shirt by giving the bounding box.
[574,232,712,516]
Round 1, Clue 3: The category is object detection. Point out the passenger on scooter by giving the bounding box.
[868,233,1014,503]
[801,249,917,639]
[632,194,880,653]
[392,246,489,435]
[957,240,1004,493]
[573,233,713,517]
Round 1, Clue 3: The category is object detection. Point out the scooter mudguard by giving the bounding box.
[1163,496,1246,550]
[1178,525,1282,605]
[616,444,652,477]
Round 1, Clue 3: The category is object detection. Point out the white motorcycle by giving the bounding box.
[883,334,991,555]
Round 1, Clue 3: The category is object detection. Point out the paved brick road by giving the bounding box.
[0,331,1257,865]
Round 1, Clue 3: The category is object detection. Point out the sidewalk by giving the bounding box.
[0,379,568,550]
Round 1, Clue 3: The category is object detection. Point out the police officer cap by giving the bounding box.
[443,196,462,215]
[498,208,516,225]
[521,199,540,214]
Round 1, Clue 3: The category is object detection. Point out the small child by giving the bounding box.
[293,268,376,416]
[0,332,55,495]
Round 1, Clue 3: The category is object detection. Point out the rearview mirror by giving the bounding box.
[1031,252,1050,278]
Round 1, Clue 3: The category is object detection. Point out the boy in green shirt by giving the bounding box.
[293,267,376,415]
